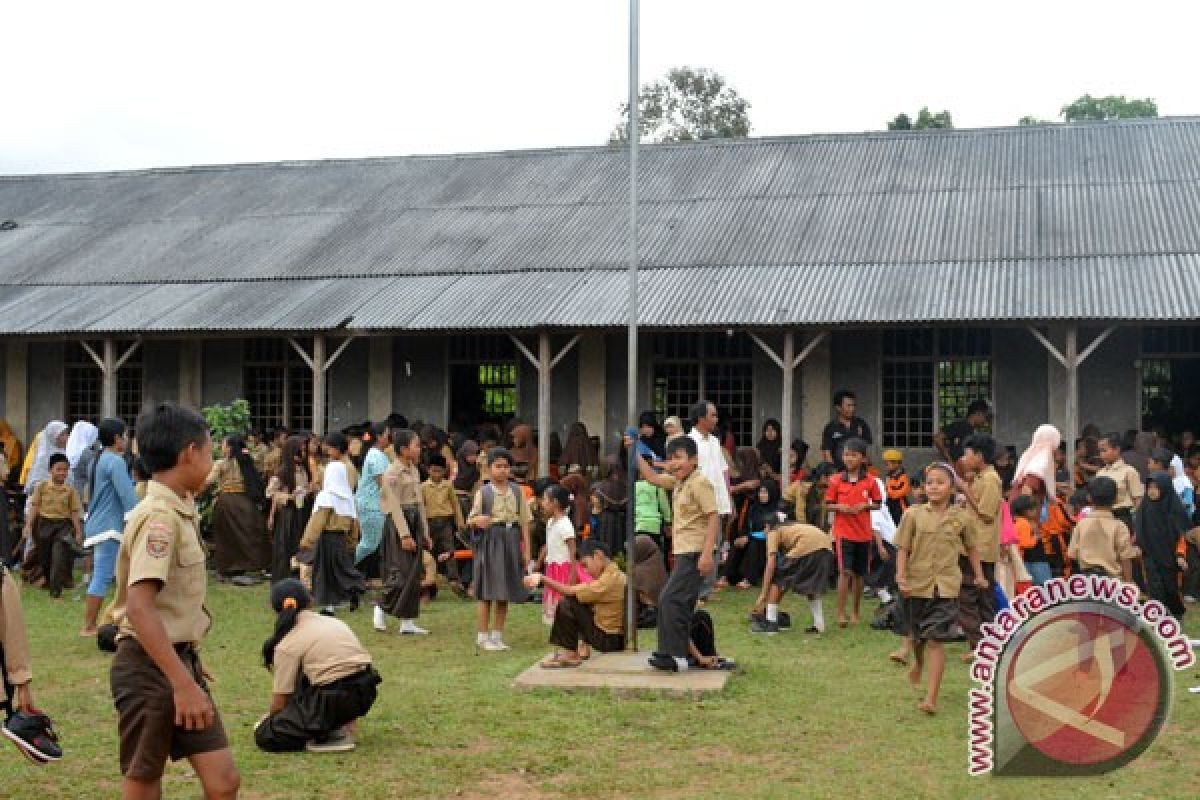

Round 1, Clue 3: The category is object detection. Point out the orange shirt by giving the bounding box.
[1014,517,1039,551]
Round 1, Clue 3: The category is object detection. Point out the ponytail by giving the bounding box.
[262,579,312,669]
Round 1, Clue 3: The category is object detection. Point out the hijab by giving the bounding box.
[508,424,537,465]
[25,420,68,490]
[314,460,357,519]
[1124,432,1157,480]
[1135,472,1191,569]
[1013,424,1061,497]
[633,534,667,605]
[0,420,22,474]
[748,479,781,533]
[637,411,665,459]
[595,455,627,507]
[65,420,98,468]
[561,422,596,471]
[757,419,782,475]
[454,440,481,492]
[560,472,591,530]
[733,446,762,483]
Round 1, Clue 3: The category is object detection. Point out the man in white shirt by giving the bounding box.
[687,401,731,599]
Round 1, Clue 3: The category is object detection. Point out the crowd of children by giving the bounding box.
[4,396,1200,793]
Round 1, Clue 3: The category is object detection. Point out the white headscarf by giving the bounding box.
[65,421,98,467]
[313,461,357,519]
[1170,454,1192,499]
[1013,424,1061,493]
[26,420,69,490]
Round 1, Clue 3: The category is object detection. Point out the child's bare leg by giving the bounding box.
[476,601,491,634]
[836,572,850,625]
[889,636,913,665]
[920,641,946,713]
[908,641,925,690]
[82,594,104,634]
[122,778,163,800]
[188,747,240,799]
[494,601,508,633]
[851,575,863,623]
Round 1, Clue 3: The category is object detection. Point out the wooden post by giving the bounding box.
[101,338,117,419]
[1065,325,1078,477]
[538,332,551,481]
[780,331,795,490]
[312,335,327,436]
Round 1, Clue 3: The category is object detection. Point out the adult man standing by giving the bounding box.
[934,400,990,464]
[820,390,873,471]
[688,401,731,599]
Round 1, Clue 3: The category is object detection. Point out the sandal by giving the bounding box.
[888,652,909,666]
[735,580,752,590]
[540,654,582,669]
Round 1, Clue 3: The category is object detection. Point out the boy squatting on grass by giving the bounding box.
[895,462,987,716]
[107,403,240,799]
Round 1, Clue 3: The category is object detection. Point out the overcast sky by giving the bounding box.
[4,1,1199,174]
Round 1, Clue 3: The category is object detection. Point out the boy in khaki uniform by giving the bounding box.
[1097,434,1144,526]
[635,436,720,673]
[107,404,240,799]
[421,454,465,586]
[1069,476,1139,581]
[23,453,82,597]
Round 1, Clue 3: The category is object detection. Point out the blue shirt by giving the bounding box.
[355,448,388,512]
[83,451,140,535]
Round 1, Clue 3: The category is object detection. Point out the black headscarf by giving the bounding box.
[454,440,480,492]
[747,479,781,534]
[638,411,665,459]
[1135,472,1191,570]
[757,419,782,474]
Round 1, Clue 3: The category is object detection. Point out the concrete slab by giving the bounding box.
[512,651,731,696]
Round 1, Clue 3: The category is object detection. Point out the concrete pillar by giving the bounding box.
[537,333,551,480]
[101,338,117,419]
[800,335,832,454]
[179,340,203,409]
[368,337,393,422]
[312,335,327,436]
[4,342,27,443]
[577,334,606,436]
[780,331,795,488]
[1045,325,1069,440]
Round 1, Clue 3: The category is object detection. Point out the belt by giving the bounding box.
[491,522,519,530]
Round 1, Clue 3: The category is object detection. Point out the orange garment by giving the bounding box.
[886,472,911,511]
[1041,499,1075,563]
[1014,517,1039,551]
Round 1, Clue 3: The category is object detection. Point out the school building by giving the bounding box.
[2,116,1200,468]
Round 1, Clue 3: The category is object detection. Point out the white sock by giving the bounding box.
[766,604,779,623]
[674,657,689,672]
[808,596,825,632]
[490,630,503,642]
[401,619,415,631]
[476,632,488,645]
[878,588,893,604]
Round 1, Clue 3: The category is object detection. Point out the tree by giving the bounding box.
[887,107,953,131]
[1018,116,1055,126]
[1060,94,1158,122]
[609,66,751,144]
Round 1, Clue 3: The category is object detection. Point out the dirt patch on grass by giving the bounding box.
[457,771,551,800]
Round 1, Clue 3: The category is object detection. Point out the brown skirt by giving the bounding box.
[212,492,268,575]
[379,508,424,620]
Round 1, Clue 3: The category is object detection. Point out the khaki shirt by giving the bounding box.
[263,446,282,479]
[0,568,32,698]
[266,467,310,511]
[468,482,532,526]
[299,507,359,552]
[32,480,80,520]
[271,610,372,694]
[659,470,718,555]
[341,456,359,492]
[1068,509,1137,577]
[768,523,832,560]
[111,480,211,645]
[421,479,464,527]
[968,466,1002,563]
[895,503,980,599]
[207,459,246,493]
[574,562,626,635]
[1097,460,1144,510]
[381,461,429,538]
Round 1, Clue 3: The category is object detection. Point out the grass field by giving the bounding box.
[2,578,1199,799]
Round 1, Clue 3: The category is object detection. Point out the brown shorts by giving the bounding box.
[905,594,960,644]
[110,638,229,780]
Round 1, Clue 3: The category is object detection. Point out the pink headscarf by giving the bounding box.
[1013,424,1061,495]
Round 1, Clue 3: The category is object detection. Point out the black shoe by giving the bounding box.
[48,588,62,599]
[750,617,780,635]
[4,711,62,764]
[777,611,792,631]
[349,594,360,613]
[647,652,679,672]
[713,657,738,671]
[804,625,822,634]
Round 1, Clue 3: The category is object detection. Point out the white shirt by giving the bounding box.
[545,516,576,564]
[871,477,896,544]
[688,428,732,515]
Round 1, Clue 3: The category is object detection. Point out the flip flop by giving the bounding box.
[888,653,909,666]
[540,654,582,669]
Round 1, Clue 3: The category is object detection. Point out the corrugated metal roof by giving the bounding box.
[4,117,1200,333]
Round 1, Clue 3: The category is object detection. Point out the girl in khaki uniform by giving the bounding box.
[467,448,532,652]
[298,462,365,616]
[376,429,433,635]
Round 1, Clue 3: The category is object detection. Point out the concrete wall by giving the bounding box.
[829,330,883,460]
[603,333,628,456]
[0,344,6,422]
[142,340,180,408]
[549,338,579,448]
[1079,326,1140,435]
[327,337,369,431]
[993,328,1048,449]
[393,336,446,425]
[201,339,243,407]
[27,342,64,430]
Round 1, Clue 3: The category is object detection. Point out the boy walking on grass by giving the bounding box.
[825,438,882,627]
[896,462,987,715]
[23,453,82,598]
[108,404,240,799]
[1068,476,1139,581]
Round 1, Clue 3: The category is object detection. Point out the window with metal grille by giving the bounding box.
[243,339,319,432]
[1140,357,1172,424]
[479,364,518,416]
[448,336,519,423]
[63,341,143,426]
[882,329,992,448]
[651,333,755,445]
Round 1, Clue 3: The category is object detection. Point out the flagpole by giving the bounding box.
[624,0,640,651]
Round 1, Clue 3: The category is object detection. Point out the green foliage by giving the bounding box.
[1060,94,1158,122]
[202,398,252,443]
[1018,115,1055,126]
[610,66,751,144]
[887,107,953,131]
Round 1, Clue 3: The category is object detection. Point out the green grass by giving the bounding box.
[3,579,1200,799]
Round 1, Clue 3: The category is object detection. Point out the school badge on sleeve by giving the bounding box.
[145,522,172,558]
[966,576,1193,777]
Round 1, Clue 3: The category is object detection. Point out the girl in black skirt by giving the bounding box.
[376,429,432,635]
[751,519,836,635]
[298,461,365,615]
[266,435,311,584]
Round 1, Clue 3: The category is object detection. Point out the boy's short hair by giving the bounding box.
[1088,476,1118,508]
[963,433,996,464]
[1150,447,1174,468]
[688,401,712,426]
[842,437,868,456]
[1068,489,1090,509]
[488,447,513,467]
[136,403,209,474]
[578,539,609,559]
[427,453,447,470]
[967,399,990,416]
[48,452,69,469]
[1010,494,1037,517]
[322,431,348,453]
[1100,432,1123,451]
[98,417,127,448]
[667,436,698,459]
[832,389,856,407]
